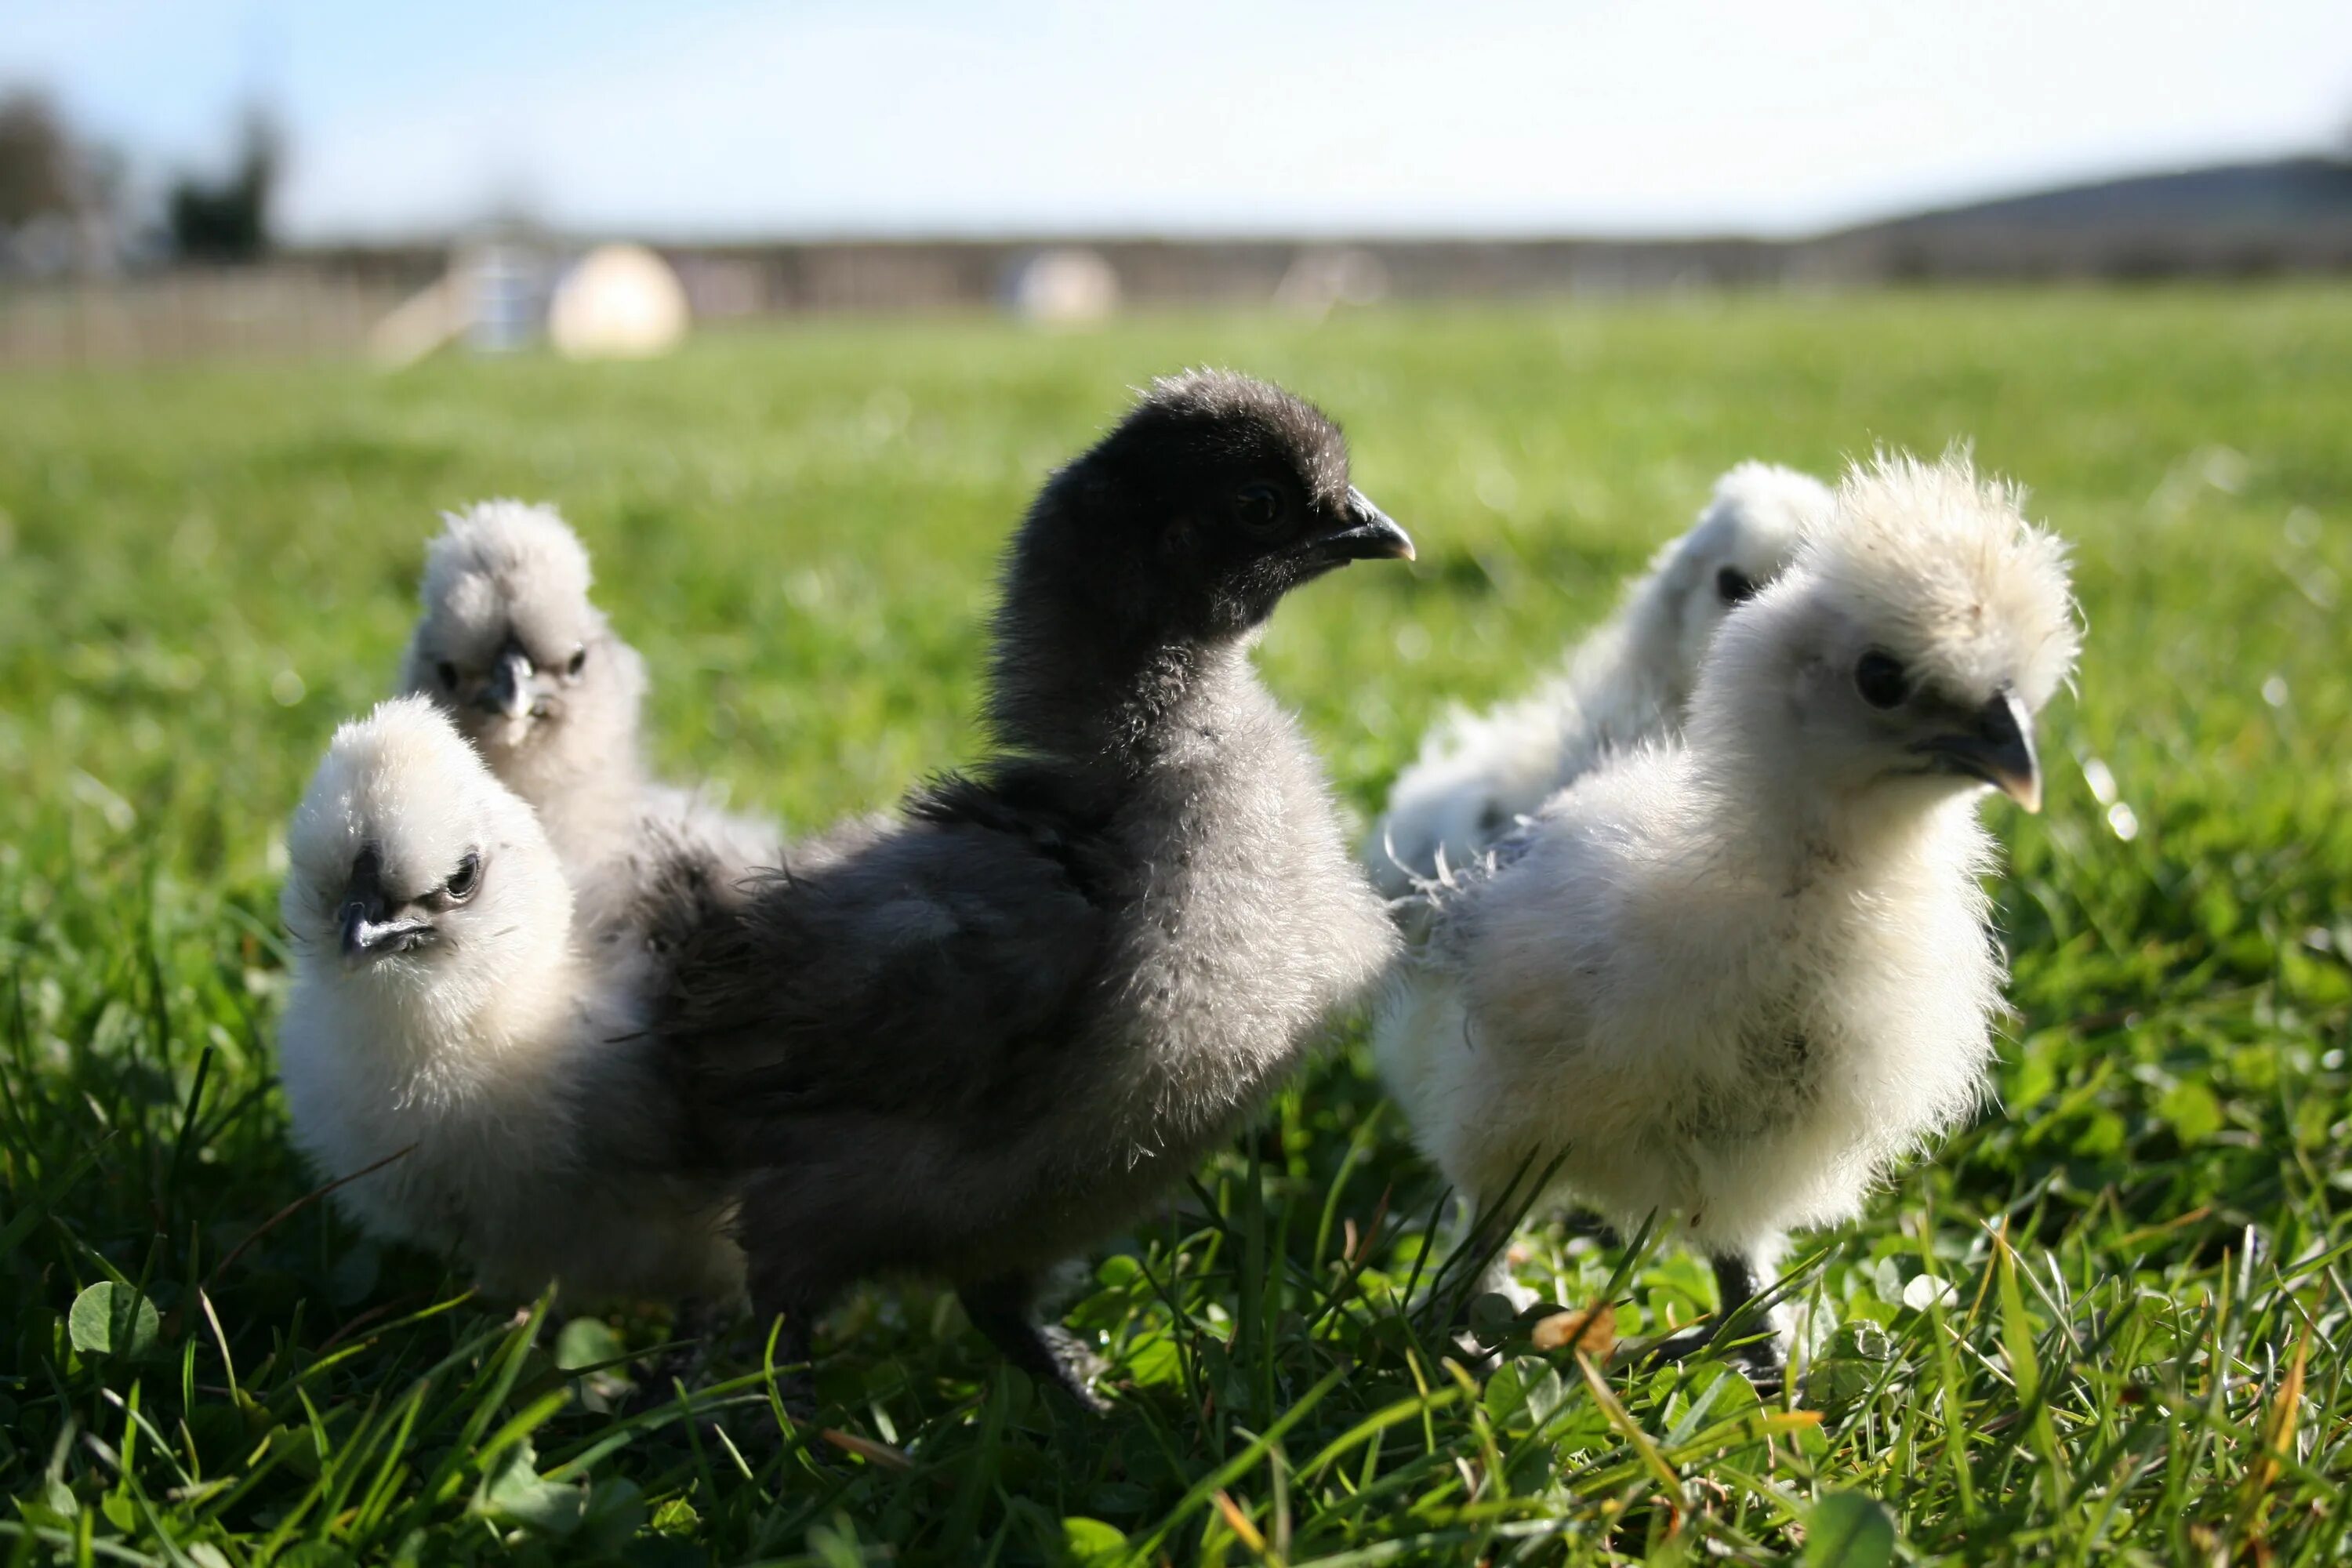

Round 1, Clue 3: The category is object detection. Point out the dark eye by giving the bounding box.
[437,660,459,689]
[1855,650,1910,709]
[1231,482,1286,535]
[1716,567,1756,604]
[444,852,480,902]
[565,645,587,677]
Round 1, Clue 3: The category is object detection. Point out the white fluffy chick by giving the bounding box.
[1367,463,1828,900]
[397,499,779,931]
[1376,451,2079,1377]
[399,501,647,866]
[276,696,742,1307]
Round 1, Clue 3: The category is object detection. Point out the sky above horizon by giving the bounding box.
[5,1,2349,241]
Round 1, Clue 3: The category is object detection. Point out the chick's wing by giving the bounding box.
[661,773,1112,1130]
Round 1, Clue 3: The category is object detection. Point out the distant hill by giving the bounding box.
[1813,157,2352,279]
[1868,157,2352,232]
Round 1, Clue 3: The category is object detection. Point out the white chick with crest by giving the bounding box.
[1367,463,1827,902]
[276,696,741,1307]
[1376,451,2080,1381]
[397,500,779,936]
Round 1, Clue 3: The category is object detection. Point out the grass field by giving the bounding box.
[3,288,2350,1565]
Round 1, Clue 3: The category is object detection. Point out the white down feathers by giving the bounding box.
[1366,463,1828,900]
[275,697,742,1305]
[397,500,780,936]
[1375,450,2080,1265]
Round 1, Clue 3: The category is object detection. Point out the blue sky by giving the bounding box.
[5,1,2349,240]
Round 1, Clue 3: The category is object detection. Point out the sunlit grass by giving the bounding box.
[2,287,2349,1564]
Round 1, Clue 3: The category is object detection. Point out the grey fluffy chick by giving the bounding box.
[1367,463,1825,902]
[276,696,742,1307]
[662,371,1413,1410]
[1377,452,2079,1381]
[397,500,779,938]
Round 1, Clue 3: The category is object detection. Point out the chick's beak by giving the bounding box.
[338,889,432,960]
[475,647,537,720]
[1315,487,1415,564]
[1922,688,2042,813]
[342,910,433,960]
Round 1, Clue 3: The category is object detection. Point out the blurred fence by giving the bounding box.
[0,241,1808,367]
[0,267,421,367]
[6,158,2352,368]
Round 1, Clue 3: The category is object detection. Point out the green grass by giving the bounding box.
[3,287,2350,1565]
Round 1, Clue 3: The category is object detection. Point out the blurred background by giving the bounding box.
[4,0,2350,365]
[6,13,2352,1563]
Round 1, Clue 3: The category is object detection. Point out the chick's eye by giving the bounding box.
[436,660,459,689]
[1855,650,1910,709]
[566,646,587,677]
[1716,567,1756,604]
[1231,482,1286,535]
[444,852,480,902]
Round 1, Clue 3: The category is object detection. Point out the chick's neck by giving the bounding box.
[1686,724,1984,898]
[985,593,1259,774]
[336,909,588,1088]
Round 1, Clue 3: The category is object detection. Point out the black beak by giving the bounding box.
[342,911,433,959]
[1314,487,1415,564]
[1918,688,2042,812]
[339,894,431,960]
[475,645,536,719]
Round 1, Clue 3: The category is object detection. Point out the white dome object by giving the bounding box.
[548,243,690,360]
[1007,247,1121,325]
[1275,247,1390,317]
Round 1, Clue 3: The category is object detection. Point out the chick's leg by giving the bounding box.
[744,1263,826,1421]
[1707,1254,1787,1381]
[670,1294,743,1386]
[751,1301,821,1419]
[1643,1252,1784,1389]
[960,1272,1111,1414]
[735,1174,837,1420]
[623,1295,727,1416]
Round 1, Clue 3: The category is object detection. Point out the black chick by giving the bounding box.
[662,369,1412,1409]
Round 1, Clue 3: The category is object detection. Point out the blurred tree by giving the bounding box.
[0,89,129,274]
[0,89,79,227]
[168,105,281,263]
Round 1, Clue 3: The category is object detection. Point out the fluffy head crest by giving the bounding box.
[281,697,563,972]
[1648,461,1824,622]
[399,499,644,791]
[1604,462,1824,722]
[417,500,597,650]
[1682,463,1831,575]
[1121,368,1352,511]
[1801,451,2079,710]
[285,698,523,886]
